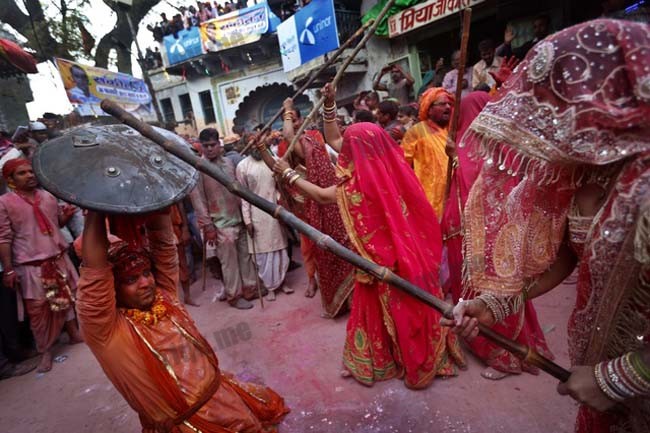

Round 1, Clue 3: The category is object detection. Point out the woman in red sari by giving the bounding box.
[442,91,491,302]
[444,19,650,432]
[272,118,465,389]
[442,91,553,380]
[274,101,354,318]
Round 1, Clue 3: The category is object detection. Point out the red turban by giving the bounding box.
[2,158,30,180]
[108,241,152,284]
[418,87,454,122]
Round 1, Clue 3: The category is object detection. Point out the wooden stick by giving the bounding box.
[201,237,207,292]
[247,208,265,310]
[238,20,374,156]
[281,0,398,161]
[101,98,572,382]
[444,8,472,203]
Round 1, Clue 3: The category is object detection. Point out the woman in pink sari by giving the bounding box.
[272,121,465,389]
[442,92,553,380]
[444,19,650,432]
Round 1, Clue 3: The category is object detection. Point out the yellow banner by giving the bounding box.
[55,58,155,119]
[200,3,269,52]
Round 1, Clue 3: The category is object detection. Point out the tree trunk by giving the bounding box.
[94,0,162,75]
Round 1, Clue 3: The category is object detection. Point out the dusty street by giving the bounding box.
[0,256,578,433]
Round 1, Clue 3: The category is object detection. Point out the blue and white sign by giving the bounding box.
[163,26,204,66]
[277,0,340,72]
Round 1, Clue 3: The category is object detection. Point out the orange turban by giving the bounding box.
[2,158,30,180]
[418,87,454,122]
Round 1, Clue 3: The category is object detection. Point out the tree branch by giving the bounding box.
[95,0,162,74]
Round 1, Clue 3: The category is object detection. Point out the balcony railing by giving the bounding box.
[335,9,362,43]
[150,7,362,77]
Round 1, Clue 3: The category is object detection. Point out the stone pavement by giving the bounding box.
[0,260,578,433]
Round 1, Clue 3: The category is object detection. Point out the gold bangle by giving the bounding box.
[288,173,301,185]
[281,167,292,177]
[324,117,338,123]
[283,169,297,180]
[323,102,336,111]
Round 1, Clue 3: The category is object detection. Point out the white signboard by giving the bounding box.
[388,0,486,38]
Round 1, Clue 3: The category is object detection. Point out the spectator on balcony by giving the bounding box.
[198,2,210,22]
[160,13,171,35]
[170,14,184,35]
[144,48,157,70]
[204,2,216,19]
[146,23,163,42]
[184,6,199,28]
[153,47,162,66]
[223,2,234,14]
[373,64,414,106]
[280,0,299,20]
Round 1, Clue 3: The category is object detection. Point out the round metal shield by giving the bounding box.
[33,124,199,214]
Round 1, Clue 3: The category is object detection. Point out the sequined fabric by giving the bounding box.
[462,19,650,298]
[458,19,650,432]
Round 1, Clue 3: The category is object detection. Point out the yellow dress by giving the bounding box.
[401,121,449,217]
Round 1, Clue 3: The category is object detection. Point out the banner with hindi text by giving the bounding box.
[199,3,270,52]
[55,58,155,120]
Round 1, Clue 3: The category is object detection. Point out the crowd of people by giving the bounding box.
[146,0,305,44]
[0,11,648,433]
[147,1,250,43]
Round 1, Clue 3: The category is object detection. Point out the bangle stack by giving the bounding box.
[476,294,509,323]
[281,167,302,186]
[322,101,337,123]
[594,352,650,402]
[283,110,296,122]
[475,293,524,323]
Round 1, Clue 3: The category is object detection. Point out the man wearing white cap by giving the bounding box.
[28,122,49,145]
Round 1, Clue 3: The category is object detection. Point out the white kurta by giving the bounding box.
[235,156,288,253]
[236,157,289,290]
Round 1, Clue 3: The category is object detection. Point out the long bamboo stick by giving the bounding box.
[281,0,398,161]
[101,99,572,382]
[238,20,374,156]
[444,8,472,204]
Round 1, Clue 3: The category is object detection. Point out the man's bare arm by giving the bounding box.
[82,211,109,269]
